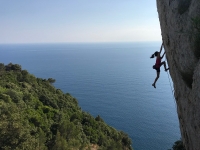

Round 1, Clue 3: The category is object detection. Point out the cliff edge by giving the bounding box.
[156,0,200,150]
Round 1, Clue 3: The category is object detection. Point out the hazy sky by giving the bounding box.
[0,0,161,43]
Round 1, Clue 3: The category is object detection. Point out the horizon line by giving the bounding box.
[0,41,162,45]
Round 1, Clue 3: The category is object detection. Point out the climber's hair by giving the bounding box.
[150,51,159,58]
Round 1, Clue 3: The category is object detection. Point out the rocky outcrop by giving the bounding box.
[156,0,200,150]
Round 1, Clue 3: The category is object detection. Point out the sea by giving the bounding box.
[0,42,180,150]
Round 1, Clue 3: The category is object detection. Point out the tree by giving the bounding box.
[170,140,186,150]
[52,131,68,150]
[48,78,56,84]
[0,101,35,150]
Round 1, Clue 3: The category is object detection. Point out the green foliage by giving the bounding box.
[95,115,104,122]
[47,78,56,84]
[52,131,69,150]
[0,63,133,150]
[169,139,186,150]
[0,101,36,150]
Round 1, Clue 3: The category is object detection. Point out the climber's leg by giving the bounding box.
[161,61,169,71]
[152,71,160,88]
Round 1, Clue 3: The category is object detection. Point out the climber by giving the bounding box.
[150,43,169,88]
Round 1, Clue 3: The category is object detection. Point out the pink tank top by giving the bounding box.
[155,57,161,68]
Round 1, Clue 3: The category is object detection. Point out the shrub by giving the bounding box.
[170,139,186,150]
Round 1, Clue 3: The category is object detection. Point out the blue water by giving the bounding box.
[0,42,180,150]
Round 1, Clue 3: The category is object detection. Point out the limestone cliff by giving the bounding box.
[156,0,200,150]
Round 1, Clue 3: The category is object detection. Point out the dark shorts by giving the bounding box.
[153,65,160,72]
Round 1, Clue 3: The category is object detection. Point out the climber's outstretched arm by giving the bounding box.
[161,52,166,59]
[159,42,164,53]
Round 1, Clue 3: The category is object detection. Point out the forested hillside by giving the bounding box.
[0,63,132,150]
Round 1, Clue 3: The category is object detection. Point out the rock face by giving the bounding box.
[156,0,200,150]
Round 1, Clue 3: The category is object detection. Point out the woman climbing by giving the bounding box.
[150,43,169,88]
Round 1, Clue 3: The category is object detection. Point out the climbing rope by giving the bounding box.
[165,56,177,105]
